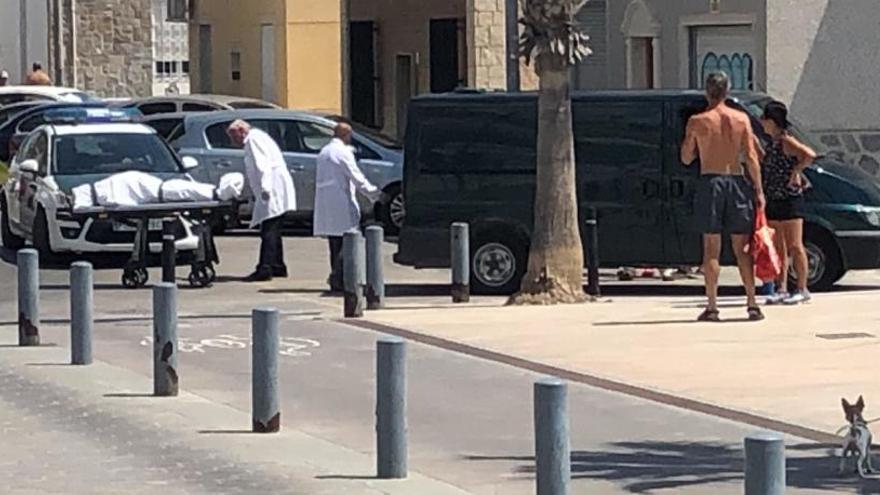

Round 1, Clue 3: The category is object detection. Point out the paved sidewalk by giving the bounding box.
[357,288,880,442]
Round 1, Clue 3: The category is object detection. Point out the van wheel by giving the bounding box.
[1,197,25,250]
[798,226,844,292]
[375,183,403,236]
[470,228,528,295]
[32,207,54,258]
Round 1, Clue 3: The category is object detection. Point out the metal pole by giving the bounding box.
[451,222,470,303]
[17,248,40,346]
[70,261,93,365]
[252,307,280,433]
[152,282,178,396]
[343,230,366,318]
[745,433,785,495]
[505,0,521,92]
[377,337,407,479]
[365,225,385,310]
[161,233,176,284]
[586,207,600,297]
[534,378,570,495]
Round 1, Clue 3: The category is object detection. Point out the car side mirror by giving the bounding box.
[18,159,38,174]
[181,156,199,170]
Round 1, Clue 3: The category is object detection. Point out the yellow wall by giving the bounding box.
[284,0,341,113]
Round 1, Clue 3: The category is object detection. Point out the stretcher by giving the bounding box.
[71,201,235,289]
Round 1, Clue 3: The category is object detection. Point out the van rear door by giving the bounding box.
[573,100,665,265]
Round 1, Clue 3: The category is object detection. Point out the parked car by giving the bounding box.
[0,101,48,127]
[171,110,405,233]
[0,86,95,107]
[142,112,190,141]
[122,94,280,116]
[396,89,880,294]
[1,109,200,255]
[0,101,109,163]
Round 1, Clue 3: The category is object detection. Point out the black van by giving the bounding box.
[395,90,880,294]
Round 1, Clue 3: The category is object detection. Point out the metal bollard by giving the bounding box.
[365,226,385,310]
[343,231,366,318]
[451,222,470,303]
[70,261,93,365]
[745,432,785,495]
[17,248,40,346]
[152,283,178,396]
[161,234,176,284]
[377,337,407,479]
[534,378,570,495]
[585,207,600,297]
[252,307,280,433]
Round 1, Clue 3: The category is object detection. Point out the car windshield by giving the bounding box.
[737,97,824,153]
[58,91,96,103]
[324,115,401,150]
[54,133,181,175]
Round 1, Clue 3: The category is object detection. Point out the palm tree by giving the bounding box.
[510,0,592,305]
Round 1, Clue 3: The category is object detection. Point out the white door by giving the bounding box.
[261,24,276,103]
[691,25,755,90]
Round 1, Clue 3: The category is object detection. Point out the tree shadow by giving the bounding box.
[466,441,880,493]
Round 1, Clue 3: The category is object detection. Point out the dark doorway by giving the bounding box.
[430,19,461,93]
[350,21,377,127]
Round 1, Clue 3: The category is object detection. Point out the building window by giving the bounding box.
[230,51,241,81]
[155,61,164,75]
[182,61,190,74]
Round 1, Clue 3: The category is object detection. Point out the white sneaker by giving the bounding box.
[765,292,788,305]
[783,291,812,305]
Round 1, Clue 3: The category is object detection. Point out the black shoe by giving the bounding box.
[272,266,288,278]
[243,270,273,282]
[326,275,344,293]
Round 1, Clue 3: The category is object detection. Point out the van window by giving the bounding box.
[572,102,663,170]
[415,103,537,174]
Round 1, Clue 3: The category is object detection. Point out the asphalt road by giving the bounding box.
[2,235,879,493]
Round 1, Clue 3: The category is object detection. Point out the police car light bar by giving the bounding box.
[42,107,142,125]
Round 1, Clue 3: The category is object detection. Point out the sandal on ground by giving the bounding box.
[697,309,721,322]
[748,306,765,322]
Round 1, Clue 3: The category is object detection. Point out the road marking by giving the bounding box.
[139,334,320,357]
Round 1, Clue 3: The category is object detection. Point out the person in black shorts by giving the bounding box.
[758,101,817,305]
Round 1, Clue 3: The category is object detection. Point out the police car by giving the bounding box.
[0,108,201,255]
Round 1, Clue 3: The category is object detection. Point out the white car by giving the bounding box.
[0,86,95,106]
[1,117,200,255]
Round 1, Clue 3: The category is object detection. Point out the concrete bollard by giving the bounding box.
[343,231,366,318]
[745,432,785,495]
[534,378,570,495]
[17,248,40,346]
[252,307,280,433]
[365,226,385,310]
[152,283,178,396]
[161,234,176,284]
[585,207,600,297]
[451,222,470,303]
[377,337,407,479]
[70,261,93,365]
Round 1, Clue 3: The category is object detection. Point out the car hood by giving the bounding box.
[808,156,880,206]
[52,173,187,195]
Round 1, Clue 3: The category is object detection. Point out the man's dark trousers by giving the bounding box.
[257,216,286,276]
[328,236,343,291]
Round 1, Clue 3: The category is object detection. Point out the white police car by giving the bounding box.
[0,108,200,255]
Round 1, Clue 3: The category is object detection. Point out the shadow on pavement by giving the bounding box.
[198,429,260,435]
[104,393,159,398]
[466,441,880,493]
[314,475,378,481]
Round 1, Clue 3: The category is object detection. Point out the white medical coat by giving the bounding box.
[313,138,379,237]
[244,128,297,227]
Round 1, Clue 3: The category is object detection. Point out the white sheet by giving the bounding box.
[71,171,246,211]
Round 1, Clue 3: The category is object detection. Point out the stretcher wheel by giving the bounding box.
[188,263,215,288]
[122,267,149,289]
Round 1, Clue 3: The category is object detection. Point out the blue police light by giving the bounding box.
[42,107,143,125]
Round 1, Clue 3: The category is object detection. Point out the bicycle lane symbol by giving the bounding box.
[139,334,321,357]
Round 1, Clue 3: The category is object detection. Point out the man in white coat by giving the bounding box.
[227,120,297,282]
[313,123,382,292]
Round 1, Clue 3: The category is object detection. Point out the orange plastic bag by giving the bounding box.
[748,208,783,283]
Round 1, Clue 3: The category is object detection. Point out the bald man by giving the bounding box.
[313,123,382,292]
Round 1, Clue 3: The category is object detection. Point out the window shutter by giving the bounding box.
[167,0,187,22]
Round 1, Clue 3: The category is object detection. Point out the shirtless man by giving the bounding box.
[681,72,766,322]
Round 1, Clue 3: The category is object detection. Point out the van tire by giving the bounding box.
[470,227,528,295]
[375,183,403,237]
[1,196,25,250]
[799,225,844,292]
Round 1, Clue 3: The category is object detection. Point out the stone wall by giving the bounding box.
[817,131,880,177]
[57,0,153,97]
[467,0,537,90]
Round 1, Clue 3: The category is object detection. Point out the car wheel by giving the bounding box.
[796,227,844,292]
[470,228,528,295]
[32,207,53,258]
[375,184,404,236]
[0,197,25,250]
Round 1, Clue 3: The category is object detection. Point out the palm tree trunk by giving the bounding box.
[510,54,587,305]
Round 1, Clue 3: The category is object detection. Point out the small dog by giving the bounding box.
[840,396,875,477]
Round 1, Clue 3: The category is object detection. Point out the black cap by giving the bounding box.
[762,100,791,130]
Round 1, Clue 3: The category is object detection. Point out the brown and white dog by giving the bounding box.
[840,396,874,477]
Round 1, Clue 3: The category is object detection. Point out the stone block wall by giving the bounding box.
[467,0,538,91]
[818,131,880,177]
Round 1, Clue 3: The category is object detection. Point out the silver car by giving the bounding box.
[170,110,405,233]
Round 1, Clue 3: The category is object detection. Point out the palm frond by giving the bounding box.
[519,0,593,67]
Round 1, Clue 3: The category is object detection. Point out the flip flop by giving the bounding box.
[748,306,765,322]
[697,309,721,322]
